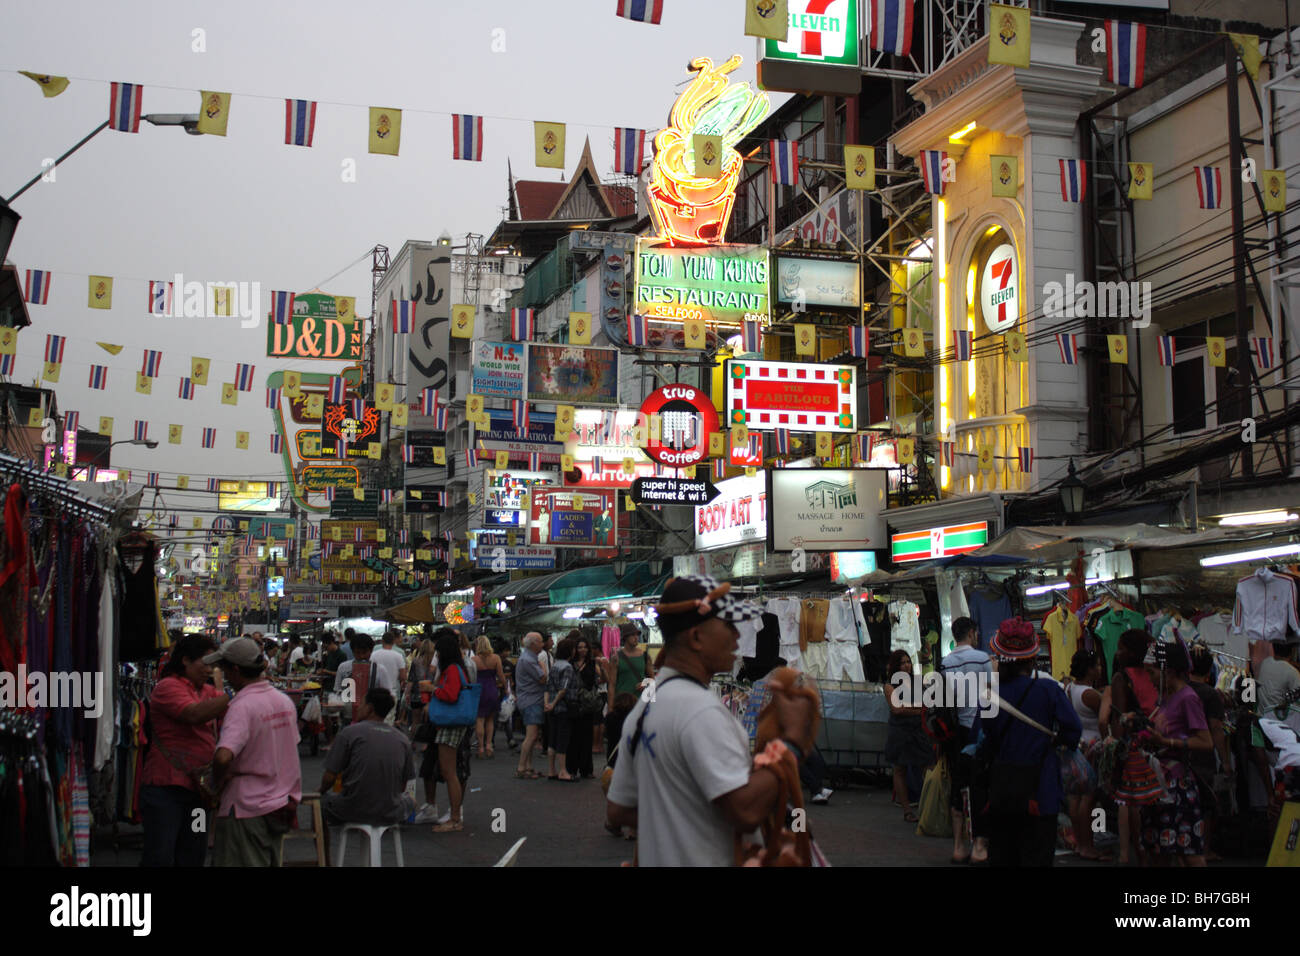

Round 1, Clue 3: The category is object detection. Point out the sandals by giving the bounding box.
[432,819,463,832]
[903,810,919,823]
[514,769,540,779]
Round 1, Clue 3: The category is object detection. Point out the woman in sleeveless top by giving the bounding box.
[1064,649,1106,860]
[472,636,507,758]
[609,625,653,706]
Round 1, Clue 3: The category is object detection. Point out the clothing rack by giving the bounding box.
[0,451,117,521]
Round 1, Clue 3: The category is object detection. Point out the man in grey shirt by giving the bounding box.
[319,688,415,855]
[514,633,547,779]
[940,615,993,864]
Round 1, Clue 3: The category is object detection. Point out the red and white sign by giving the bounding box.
[726,360,857,433]
[638,384,720,468]
[980,243,1018,334]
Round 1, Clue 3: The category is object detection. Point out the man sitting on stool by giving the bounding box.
[319,688,416,863]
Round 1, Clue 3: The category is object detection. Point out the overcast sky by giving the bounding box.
[2,0,775,488]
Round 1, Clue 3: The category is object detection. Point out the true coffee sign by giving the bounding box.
[638,384,719,469]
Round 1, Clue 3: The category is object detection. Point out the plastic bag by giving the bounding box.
[915,754,953,837]
[499,692,515,723]
[301,696,321,723]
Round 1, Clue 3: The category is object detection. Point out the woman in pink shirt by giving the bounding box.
[141,635,229,866]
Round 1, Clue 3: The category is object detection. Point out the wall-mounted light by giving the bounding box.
[948,122,977,143]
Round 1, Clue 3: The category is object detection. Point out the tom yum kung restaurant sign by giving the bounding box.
[634,240,770,325]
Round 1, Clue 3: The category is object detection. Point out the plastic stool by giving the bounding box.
[336,822,405,867]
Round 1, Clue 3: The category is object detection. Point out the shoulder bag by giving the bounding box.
[426,665,481,727]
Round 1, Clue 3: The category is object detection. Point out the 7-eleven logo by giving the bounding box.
[775,0,854,62]
[981,243,1018,333]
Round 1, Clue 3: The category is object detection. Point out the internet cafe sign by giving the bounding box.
[266,292,364,361]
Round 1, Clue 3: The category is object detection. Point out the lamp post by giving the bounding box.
[1059,459,1086,518]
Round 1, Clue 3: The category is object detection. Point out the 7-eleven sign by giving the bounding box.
[891,522,989,563]
[980,243,1018,334]
[765,0,859,65]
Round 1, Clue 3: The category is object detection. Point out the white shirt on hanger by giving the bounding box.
[1232,568,1300,645]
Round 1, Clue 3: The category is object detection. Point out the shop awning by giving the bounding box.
[379,592,435,624]
[487,562,668,608]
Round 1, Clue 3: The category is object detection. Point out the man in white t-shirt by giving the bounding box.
[285,636,306,673]
[1258,642,1300,719]
[369,631,408,725]
[606,574,816,867]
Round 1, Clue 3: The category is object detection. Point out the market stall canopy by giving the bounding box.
[380,592,434,624]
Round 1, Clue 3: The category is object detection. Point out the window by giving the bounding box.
[1169,344,1246,434]
[1171,356,1206,434]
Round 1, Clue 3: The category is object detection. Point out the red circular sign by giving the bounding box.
[638,384,720,468]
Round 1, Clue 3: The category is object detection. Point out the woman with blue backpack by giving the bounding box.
[425,630,481,832]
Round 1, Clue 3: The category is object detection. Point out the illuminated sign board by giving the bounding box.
[320,402,380,458]
[647,56,769,246]
[638,384,719,468]
[297,465,359,491]
[763,0,859,65]
[266,293,363,361]
[217,481,279,513]
[775,256,860,309]
[484,509,527,529]
[528,488,617,548]
[484,470,560,509]
[890,522,989,563]
[767,468,888,552]
[566,409,655,488]
[526,345,620,406]
[831,551,879,582]
[980,244,1018,334]
[725,360,856,432]
[474,546,557,571]
[695,473,767,551]
[634,240,770,325]
[471,340,526,400]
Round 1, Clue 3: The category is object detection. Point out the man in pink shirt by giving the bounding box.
[208,637,303,866]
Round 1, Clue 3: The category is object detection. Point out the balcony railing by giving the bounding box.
[952,414,1031,494]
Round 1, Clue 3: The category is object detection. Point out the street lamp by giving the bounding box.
[437,230,453,247]
[72,437,157,479]
[1059,459,1086,518]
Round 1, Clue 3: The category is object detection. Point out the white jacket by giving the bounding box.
[1232,569,1300,644]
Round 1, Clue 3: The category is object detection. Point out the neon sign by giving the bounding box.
[648,55,769,246]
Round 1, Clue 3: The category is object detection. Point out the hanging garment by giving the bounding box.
[888,600,923,665]
[801,642,831,679]
[1233,568,1300,645]
[1093,605,1148,680]
[825,596,867,682]
[118,542,163,662]
[1196,612,1242,657]
[1042,605,1082,681]
[967,585,1013,653]
[735,615,762,659]
[94,568,117,771]
[861,600,892,682]
[934,568,970,657]
[800,599,830,651]
[601,624,621,661]
[765,597,803,670]
[0,483,33,674]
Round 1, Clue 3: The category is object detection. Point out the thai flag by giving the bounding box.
[513,399,530,435]
[24,270,51,304]
[266,386,281,408]
[953,329,972,361]
[270,434,283,454]
[602,410,620,444]
[325,487,336,502]
[234,363,255,391]
[349,398,364,420]
[590,455,604,475]
[422,388,439,416]
[0,353,12,376]
[465,448,477,468]
[146,472,159,487]
[65,411,79,434]
[713,458,726,479]
[44,334,65,365]
[627,314,650,346]
[1059,159,1087,203]
[1105,21,1146,88]
[178,378,194,400]
[749,435,763,459]
[141,349,163,377]
[402,445,416,464]
[855,432,875,462]
[392,299,414,333]
[284,98,317,146]
[615,0,662,24]
[400,529,409,544]
[1253,336,1275,371]
[452,114,483,161]
[919,150,946,195]
[132,420,148,442]
[1195,166,1223,209]
[939,441,955,468]
[208,478,220,493]
[771,140,799,186]
[775,429,790,455]
[614,127,646,175]
[871,0,915,56]
[529,452,541,471]
[1157,335,1176,367]
[88,365,108,390]
[847,325,870,358]
[1018,447,1033,473]
[310,525,321,540]
[510,308,535,341]
[271,291,295,326]
[742,320,763,354]
[330,376,346,403]
[1056,333,1079,365]
[168,515,178,529]
[109,82,143,132]
[148,280,173,315]
[202,427,217,449]
[355,527,365,543]
[432,405,447,430]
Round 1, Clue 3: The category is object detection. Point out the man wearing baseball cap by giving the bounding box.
[207,637,303,866]
[605,575,816,866]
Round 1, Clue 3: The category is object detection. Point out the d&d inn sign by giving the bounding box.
[266,293,364,361]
